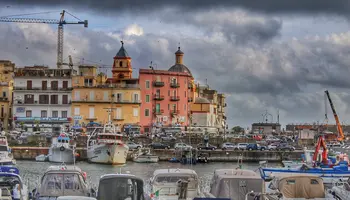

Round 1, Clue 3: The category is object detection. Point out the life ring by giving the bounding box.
[60,146,65,151]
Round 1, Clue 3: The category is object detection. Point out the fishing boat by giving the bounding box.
[148,168,202,200]
[97,173,147,200]
[133,148,159,163]
[0,136,16,166]
[48,133,75,163]
[0,166,29,200]
[87,111,129,165]
[33,164,95,200]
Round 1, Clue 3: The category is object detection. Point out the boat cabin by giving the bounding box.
[36,165,92,199]
[208,169,263,200]
[150,169,199,199]
[97,174,145,200]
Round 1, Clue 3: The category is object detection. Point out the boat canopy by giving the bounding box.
[209,169,263,200]
[97,174,144,200]
[270,175,325,199]
[151,169,198,183]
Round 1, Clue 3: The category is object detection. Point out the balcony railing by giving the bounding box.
[153,95,164,100]
[73,83,139,89]
[14,87,73,91]
[0,82,9,86]
[153,81,164,87]
[72,99,141,104]
[188,84,193,89]
[0,97,8,101]
[170,96,180,101]
[153,109,164,115]
[170,82,180,88]
[171,110,180,115]
[188,97,193,102]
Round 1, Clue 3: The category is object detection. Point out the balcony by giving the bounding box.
[153,81,164,87]
[0,97,8,102]
[14,87,73,92]
[188,97,193,102]
[188,84,193,89]
[153,109,164,115]
[170,82,180,88]
[72,99,141,104]
[113,118,124,121]
[170,96,180,101]
[0,82,9,86]
[73,83,139,89]
[153,95,164,101]
[171,110,180,115]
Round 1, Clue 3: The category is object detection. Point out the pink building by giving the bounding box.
[139,47,195,133]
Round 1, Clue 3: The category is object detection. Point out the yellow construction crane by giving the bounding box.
[0,10,88,69]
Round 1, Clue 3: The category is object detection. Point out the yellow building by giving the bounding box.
[71,42,141,131]
[0,60,15,131]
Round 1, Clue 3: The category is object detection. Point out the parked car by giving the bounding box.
[126,141,143,150]
[221,142,235,150]
[160,134,176,141]
[276,143,295,151]
[197,143,217,150]
[174,143,192,150]
[149,143,170,149]
[233,143,248,150]
[246,143,267,151]
[268,143,279,151]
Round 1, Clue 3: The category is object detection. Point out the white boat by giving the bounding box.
[0,166,29,200]
[48,133,75,163]
[133,148,159,163]
[148,168,201,200]
[0,136,16,166]
[328,177,350,200]
[87,111,129,165]
[35,154,48,162]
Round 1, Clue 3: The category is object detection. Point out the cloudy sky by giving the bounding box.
[1,1,350,128]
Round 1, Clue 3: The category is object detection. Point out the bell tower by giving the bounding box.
[112,41,132,80]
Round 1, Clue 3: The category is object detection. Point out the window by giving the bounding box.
[75,91,80,101]
[89,107,95,118]
[0,106,3,118]
[116,93,122,102]
[133,108,139,117]
[168,104,170,110]
[39,95,49,104]
[2,92,6,97]
[74,107,80,115]
[156,103,160,113]
[133,93,139,102]
[24,94,34,104]
[145,95,150,103]
[50,95,58,104]
[52,111,58,118]
[156,89,160,97]
[168,90,170,96]
[62,81,68,89]
[119,61,123,67]
[104,91,109,101]
[172,104,176,111]
[185,91,186,97]
[26,80,32,89]
[184,104,186,111]
[84,79,93,87]
[51,81,58,90]
[61,111,67,118]
[145,109,150,117]
[115,108,122,119]
[41,110,47,118]
[62,95,68,104]
[26,110,32,117]
[90,91,95,101]
[145,80,150,89]
[42,81,47,90]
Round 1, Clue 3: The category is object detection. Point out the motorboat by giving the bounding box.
[0,166,29,200]
[148,168,201,200]
[87,112,129,165]
[35,154,48,162]
[48,133,75,163]
[263,175,335,199]
[133,148,159,163]
[328,177,350,200]
[203,169,264,200]
[33,164,95,200]
[0,136,16,166]
[97,173,148,200]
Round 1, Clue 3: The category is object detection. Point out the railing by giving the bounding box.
[188,84,193,89]
[74,84,139,89]
[171,110,180,115]
[153,81,164,87]
[153,95,164,100]
[188,98,193,102]
[72,99,141,104]
[170,82,180,88]
[14,87,73,91]
[0,82,9,86]
[153,109,164,115]
[170,96,180,101]
[0,97,8,101]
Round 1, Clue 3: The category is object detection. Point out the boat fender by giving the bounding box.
[60,146,65,151]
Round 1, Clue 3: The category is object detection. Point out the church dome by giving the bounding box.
[168,64,192,75]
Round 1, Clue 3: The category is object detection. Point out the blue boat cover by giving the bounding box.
[0,166,19,175]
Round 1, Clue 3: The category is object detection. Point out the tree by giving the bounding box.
[232,126,244,133]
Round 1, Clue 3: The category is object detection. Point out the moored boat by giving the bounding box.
[0,166,29,200]
[0,136,16,166]
[48,133,75,163]
[133,148,159,163]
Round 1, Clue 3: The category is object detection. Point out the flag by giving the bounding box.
[150,189,160,198]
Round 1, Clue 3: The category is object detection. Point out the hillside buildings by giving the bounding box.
[12,66,74,133]
[0,60,15,131]
[71,42,141,132]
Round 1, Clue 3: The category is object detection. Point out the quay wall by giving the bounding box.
[11,147,303,162]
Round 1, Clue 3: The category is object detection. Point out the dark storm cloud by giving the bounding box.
[1,0,350,15]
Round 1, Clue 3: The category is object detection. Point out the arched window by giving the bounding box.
[119,61,123,67]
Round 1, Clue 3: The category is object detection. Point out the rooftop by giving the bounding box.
[14,67,76,78]
[139,68,192,77]
[252,123,281,126]
[115,41,130,58]
[168,63,192,76]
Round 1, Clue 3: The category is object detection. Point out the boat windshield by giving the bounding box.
[155,175,196,183]
[0,146,8,152]
[98,177,144,200]
[0,175,20,186]
[40,173,85,197]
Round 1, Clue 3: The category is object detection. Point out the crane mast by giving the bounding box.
[325,90,344,141]
[0,10,88,68]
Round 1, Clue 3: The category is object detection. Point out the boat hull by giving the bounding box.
[87,144,129,165]
[133,155,159,163]
[48,147,74,163]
